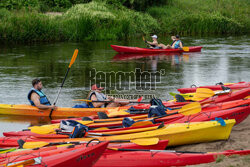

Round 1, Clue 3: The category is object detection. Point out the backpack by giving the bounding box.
[148,98,168,118]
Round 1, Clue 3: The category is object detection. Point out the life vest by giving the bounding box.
[174,40,182,49]
[88,91,107,108]
[27,88,51,106]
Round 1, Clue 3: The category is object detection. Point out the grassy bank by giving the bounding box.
[147,0,250,35]
[0,0,249,42]
[0,2,159,42]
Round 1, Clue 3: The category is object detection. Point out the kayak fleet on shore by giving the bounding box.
[0,81,250,166]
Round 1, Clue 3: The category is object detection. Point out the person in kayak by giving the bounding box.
[87,84,132,108]
[171,35,183,49]
[158,36,176,49]
[27,78,57,110]
[145,35,160,49]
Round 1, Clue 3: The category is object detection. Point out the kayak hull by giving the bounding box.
[1,142,108,167]
[94,149,250,167]
[111,45,202,54]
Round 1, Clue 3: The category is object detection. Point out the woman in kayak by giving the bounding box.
[145,35,160,49]
[87,84,130,108]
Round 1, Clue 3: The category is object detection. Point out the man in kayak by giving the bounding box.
[145,35,160,49]
[87,84,131,108]
[27,78,57,110]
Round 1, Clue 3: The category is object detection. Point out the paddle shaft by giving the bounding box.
[49,68,71,117]
[76,99,150,103]
[49,49,78,117]
[109,148,206,154]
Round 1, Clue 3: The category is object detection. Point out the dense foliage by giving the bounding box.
[0,0,249,42]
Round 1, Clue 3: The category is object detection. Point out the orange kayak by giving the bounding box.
[0,104,130,118]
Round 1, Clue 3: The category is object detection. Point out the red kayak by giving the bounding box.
[1,142,108,167]
[94,149,250,167]
[178,82,250,93]
[111,45,202,54]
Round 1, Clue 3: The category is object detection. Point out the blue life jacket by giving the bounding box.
[27,88,51,106]
[174,40,182,49]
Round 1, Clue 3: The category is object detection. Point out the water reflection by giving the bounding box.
[113,53,189,70]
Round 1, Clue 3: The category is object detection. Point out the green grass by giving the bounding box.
[147,0,250,35]
[0,0,249,42]
[0,2,159,42]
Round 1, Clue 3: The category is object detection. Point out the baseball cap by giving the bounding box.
[175,35,180,38]
[151,35,158,39]
[91,84,104,90]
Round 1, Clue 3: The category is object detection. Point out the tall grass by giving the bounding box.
[147,0,250,35]
[0,0,249,42]
[0,2,159,42]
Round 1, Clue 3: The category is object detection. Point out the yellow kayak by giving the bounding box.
[38,119,235,147]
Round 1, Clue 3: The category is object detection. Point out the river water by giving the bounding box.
[0,35,249,135]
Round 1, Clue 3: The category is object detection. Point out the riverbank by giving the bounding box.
[0,0,249,42]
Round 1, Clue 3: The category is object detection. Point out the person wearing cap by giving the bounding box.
[145,35,160,49]
[171,35,183,49]
[87,84,130,108]
[27,78,57,110]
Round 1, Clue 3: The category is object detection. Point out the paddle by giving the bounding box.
[5,158,36,167]
[131,102,201,127]
[29,120,93,135]
[49,49,78,117]
[87,123,164,136]
[108,148,206,154]
[182,47,189,52]
[192,88,215,101]
[142,36,152,48]
[19,138,159,149]
[73,99,150,103]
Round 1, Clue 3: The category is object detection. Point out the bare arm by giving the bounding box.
[30,93,56,110]
[91,94,106,108]
[179,42,183,49]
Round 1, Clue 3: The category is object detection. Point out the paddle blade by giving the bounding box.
[131,138,159,146]
[69,49,78,68]
[6,159,35,167]
[107,109,130,117]
[29,124,59,134]
[130,120,154,127]
[192,88,215,101]
[183,47,189,52]
[73,99,91,102]
[23,141,48,149]
[137,96,143,102]
[142,36,145,41]
[179,102,201,116]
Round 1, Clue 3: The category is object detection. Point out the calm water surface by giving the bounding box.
[0,36,249,135]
